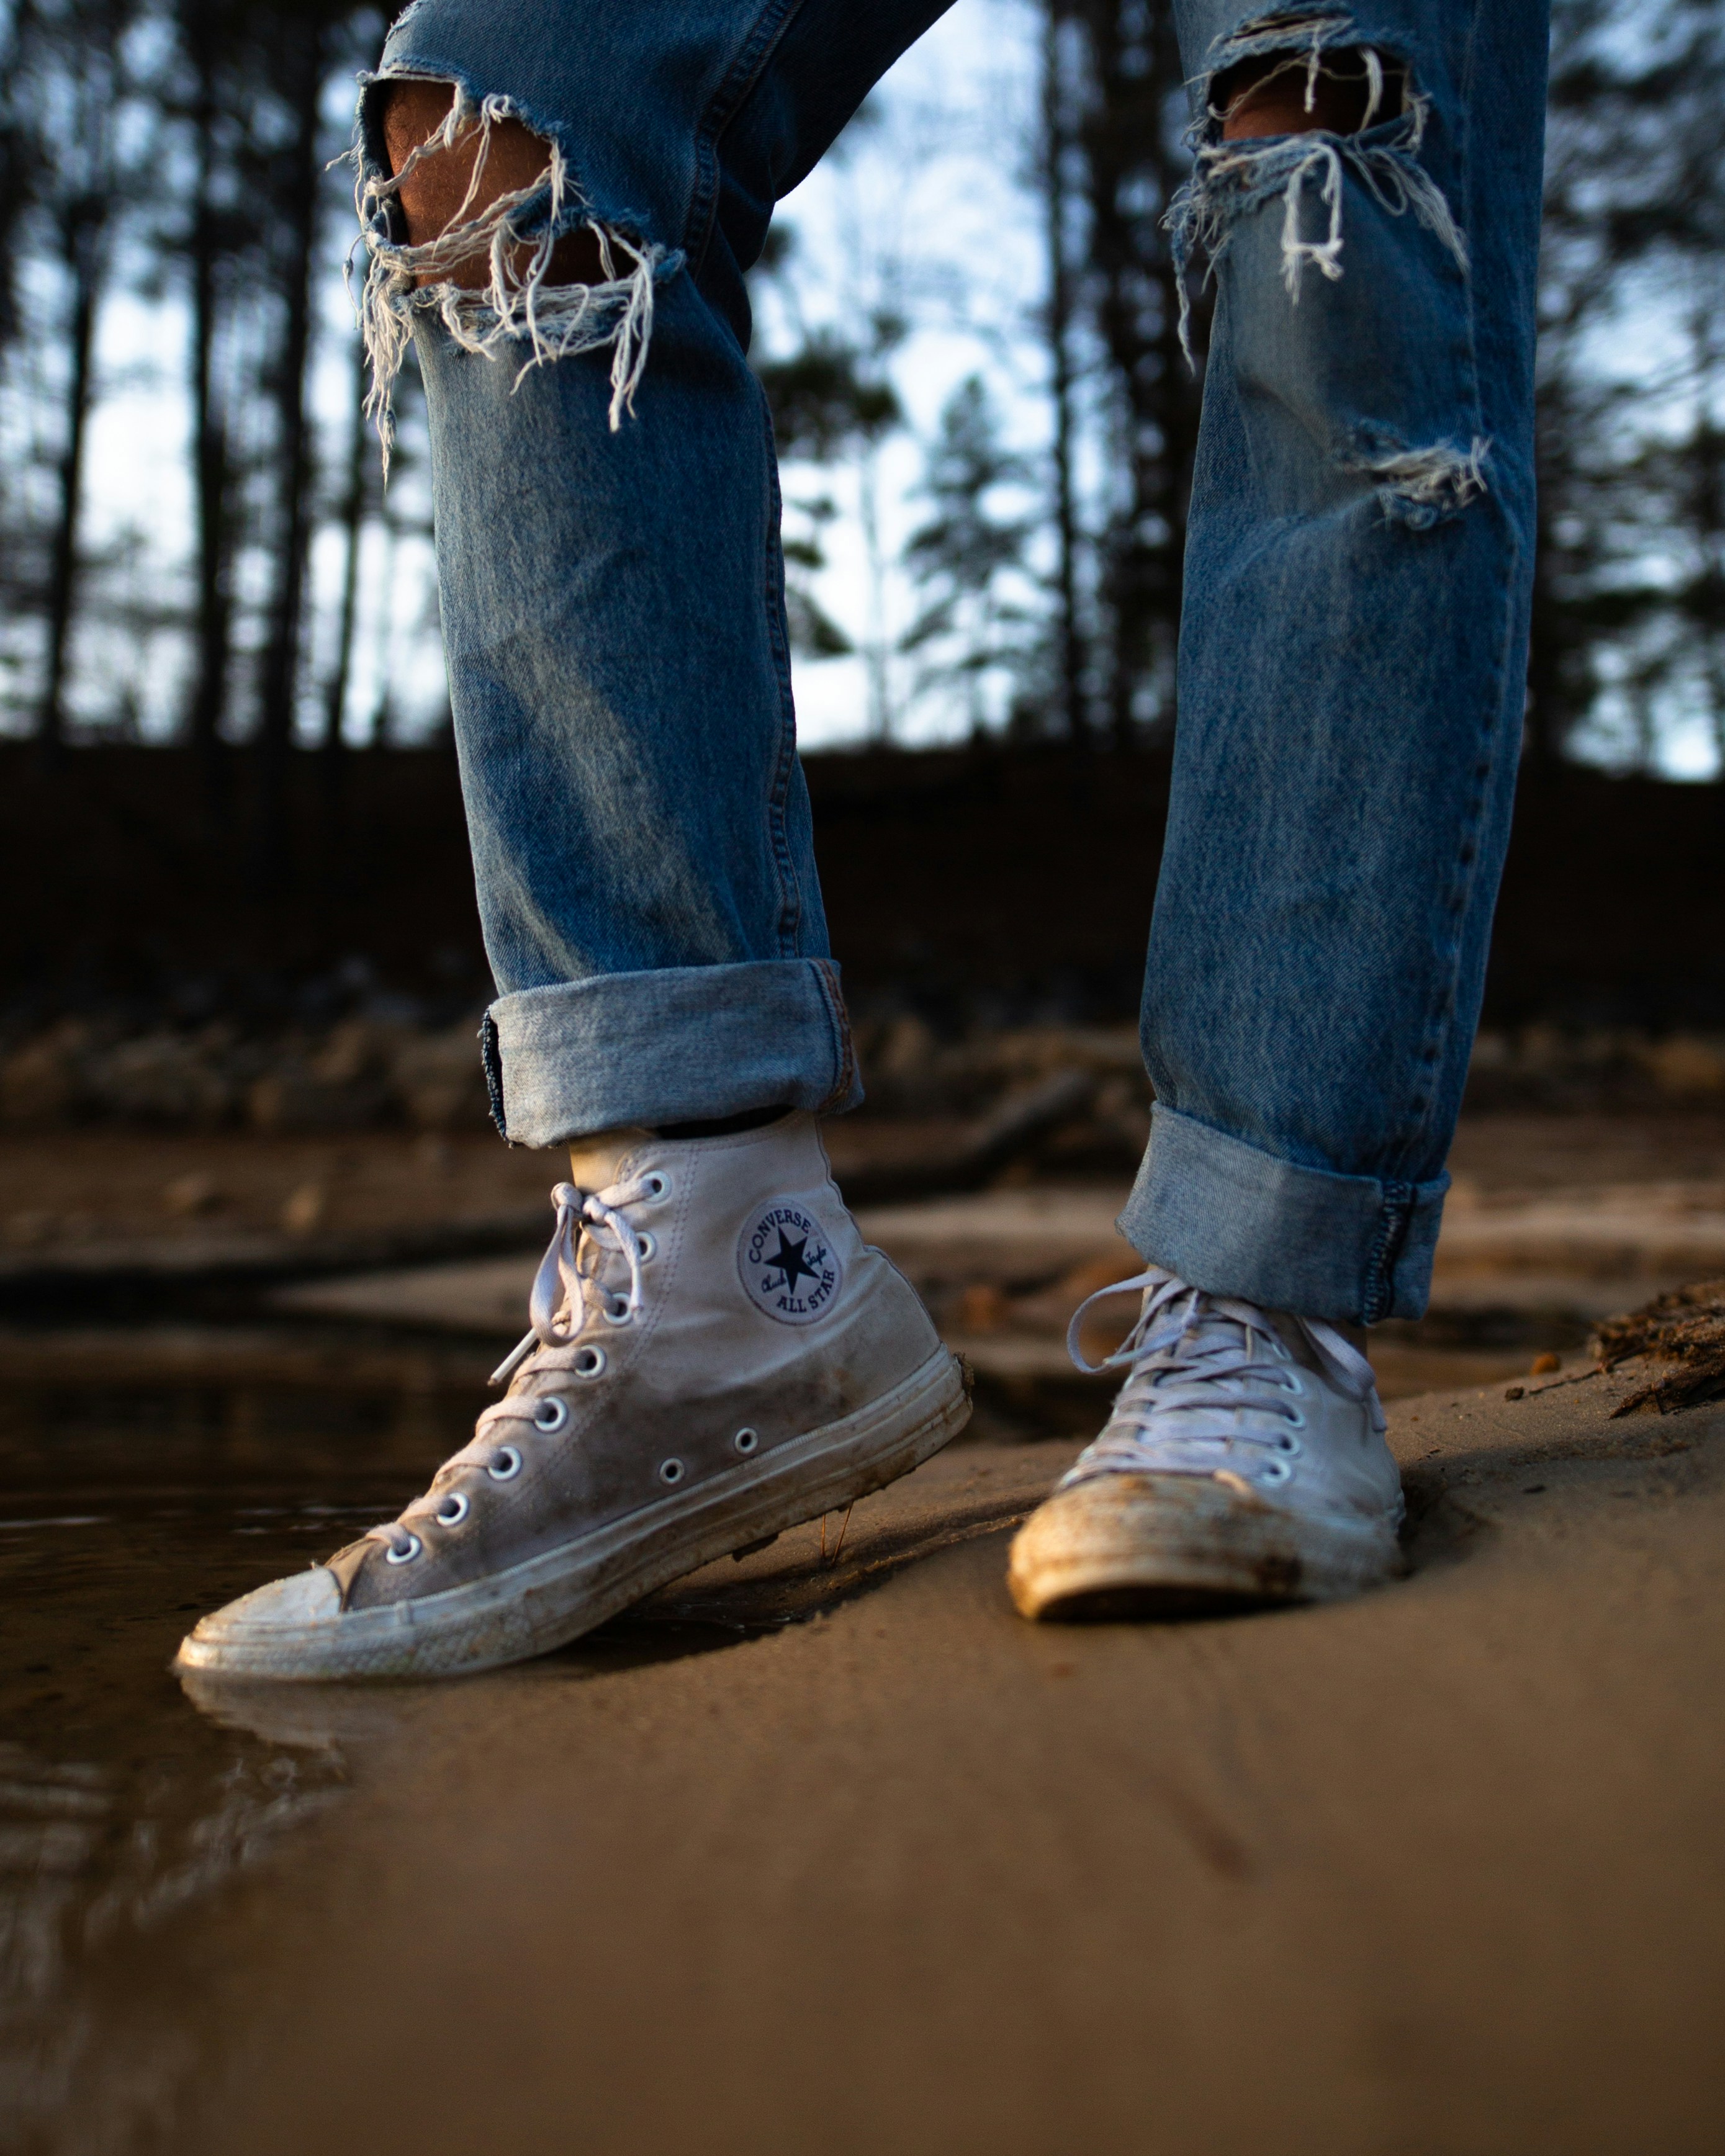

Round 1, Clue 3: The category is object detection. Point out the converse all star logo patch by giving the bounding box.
[737,1200,843,1324]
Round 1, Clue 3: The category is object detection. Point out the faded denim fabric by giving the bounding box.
[358,0,1548,1326]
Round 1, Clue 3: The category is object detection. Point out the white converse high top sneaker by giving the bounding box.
[178,1113,969,1680]
[1009,1267,1402,1619]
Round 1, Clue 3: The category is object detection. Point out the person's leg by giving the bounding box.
[1012,0,1549,1619]
[179,0,977,1682]
[1122,0,1549,1329]
[349,0,955,1147]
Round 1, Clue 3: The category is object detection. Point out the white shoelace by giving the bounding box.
[366,1172,657,1562]
[1060,1265,1382,1491]
[489,1174,657,1388]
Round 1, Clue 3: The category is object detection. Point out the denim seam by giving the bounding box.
[762,424,804,958]
[811,958,856,1112]
[479,1011,510,1143]
[682,0,806,284]
[1361,1179,1416,1324]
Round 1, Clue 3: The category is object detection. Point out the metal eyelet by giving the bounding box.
[733,1427,759,1456]
[658,1458,685,1486]
[1275,1430,1303,1454]
[574,1345,608,1377]
[435,1492,471,1527]
[1259,1457,1294,1484]
[489,1446,523,1481]
[634,1231,657,1263]
[642,1172,671,1202]
[533,1396,570,1434]
[385,1533,423,1565]
[602,1296,633,1327]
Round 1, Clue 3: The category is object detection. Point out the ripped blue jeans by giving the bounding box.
[356,0,1548,1326]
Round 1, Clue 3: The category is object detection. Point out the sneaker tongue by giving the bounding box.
[566,1125,655,1191]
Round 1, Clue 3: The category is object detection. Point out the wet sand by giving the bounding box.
[6,1362,1723,2155]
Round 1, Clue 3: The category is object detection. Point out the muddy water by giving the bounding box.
[0,1379,482,2150]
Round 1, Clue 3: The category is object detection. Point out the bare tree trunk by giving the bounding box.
[183,5,233,803]
[256,21,325,882]
[1041,9,1088,746]
[37,194,103,758]
[321,333,370,868]
[1060,0,1200,753]
[859,443,893,743]
[0,0,45,358]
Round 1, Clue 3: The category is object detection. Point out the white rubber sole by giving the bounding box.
[1007,1470,1403,1620]
[175,1347,971,1682]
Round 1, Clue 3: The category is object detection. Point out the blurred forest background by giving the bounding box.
[2,0,1724,1131]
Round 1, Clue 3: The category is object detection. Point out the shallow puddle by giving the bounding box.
[0,1378,485,2150]
[0,1365,891,2151]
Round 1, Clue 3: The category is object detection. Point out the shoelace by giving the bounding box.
[489,1174,657,1388]
[1060,1265,1382,1491]
[365,1172,657,1562]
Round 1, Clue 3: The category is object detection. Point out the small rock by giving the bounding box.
[958,1283,1009,1333]
[89,1033,232,1125]
[1639,1035,1725,1102]
[1504,1384,1526,1401]
[161,1172,222,1218]
[0,1023,90,1125]
[281,1183,328,1236]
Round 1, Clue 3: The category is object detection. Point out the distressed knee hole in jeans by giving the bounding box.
[351,73,685,465]
[1167,10,1484,524]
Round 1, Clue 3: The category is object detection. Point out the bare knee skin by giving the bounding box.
[1217,49,1403,141]
[379,78,605,289]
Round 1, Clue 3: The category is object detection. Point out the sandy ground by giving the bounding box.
[7,1357,1722,2156]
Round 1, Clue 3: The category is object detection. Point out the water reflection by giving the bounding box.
[0,1374,479,2154]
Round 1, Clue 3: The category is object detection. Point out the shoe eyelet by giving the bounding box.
[635,1231,657,1262]
[385,1532,423,1565]
[1275,1431,1303,1454]
[489,1445,523,1481]
[733,1427,759,1456]
[658,1457,685,1486]
[1282,1409,1307,1431]
[642,1172,671,1203]
[573,1345,608,1377]
[1259,1457,1294,1484]
[602,1296,633,1327]
[533,1396,570,1434]
[435,1492,471,1527]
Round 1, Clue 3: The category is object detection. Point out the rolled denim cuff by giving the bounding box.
[1118,1103,1448,1325]
[484,958,861,1147]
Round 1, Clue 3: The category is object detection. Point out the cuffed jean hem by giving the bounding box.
[1117,1103,1448,1325]
[482,958,862,1148]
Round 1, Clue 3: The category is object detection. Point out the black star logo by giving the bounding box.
[765,1229,822,1295]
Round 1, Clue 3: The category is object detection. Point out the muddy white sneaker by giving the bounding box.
[1008,1267,1402,1619]
[177,1113,968,1680]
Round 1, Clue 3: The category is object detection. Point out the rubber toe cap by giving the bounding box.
[179,1565,343,1655]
